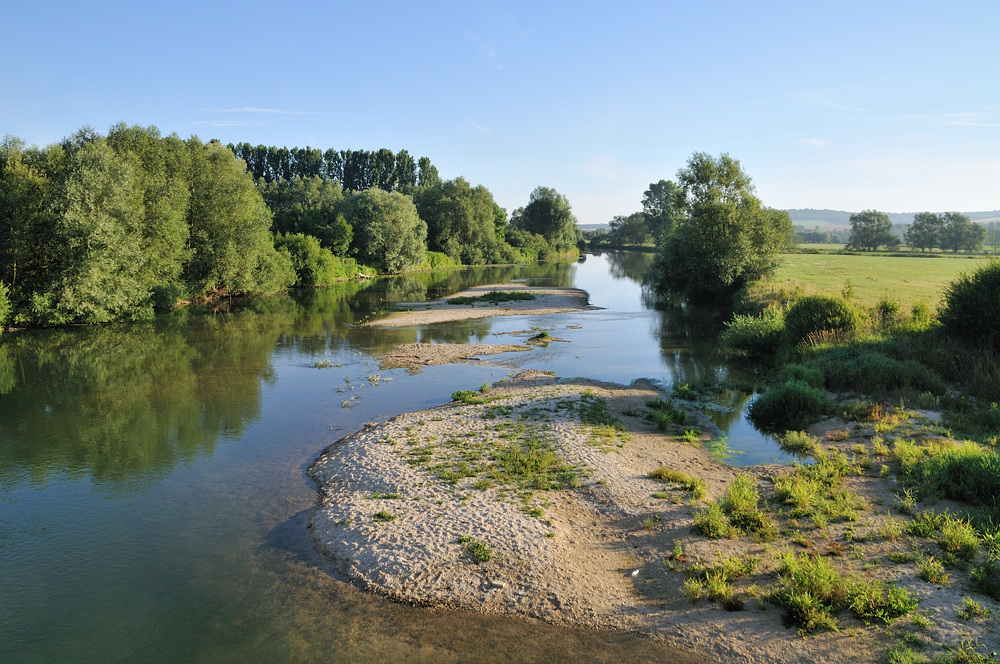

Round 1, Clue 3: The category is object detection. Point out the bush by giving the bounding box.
[747,380,833,432]
[810,345,946,396]
[721,307,785,358]
[784,294,865,344]
[940,260,1000,349]
[0,281,11,328]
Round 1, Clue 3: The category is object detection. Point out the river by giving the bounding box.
[0,252,792,663]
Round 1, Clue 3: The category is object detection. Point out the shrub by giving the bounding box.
[721,307,785,358]
[939,260,1000,349]
[848,579,918,625]
[0,281,11,327]
[779,430,820,455]
[779,363,825,388]
[693,503,735,539]
[784,294,865,344]
[747,380,833,432]
[810,345,946,396]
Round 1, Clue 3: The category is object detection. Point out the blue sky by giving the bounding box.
[4,0,998,225]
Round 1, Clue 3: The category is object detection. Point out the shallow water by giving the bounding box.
[0,252,789,663]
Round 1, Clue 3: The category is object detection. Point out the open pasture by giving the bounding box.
[771,252,993,309]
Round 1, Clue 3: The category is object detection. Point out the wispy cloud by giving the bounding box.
[190,120,266,127]
[197,106,331,116]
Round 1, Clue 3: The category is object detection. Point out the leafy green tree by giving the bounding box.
[0,137,64,302]
[106,123,191,301]
[510,186,579,253]
[184,139,295,295]
[258,175,351,254]
[335,188,427,273]
[642,179,686,241]
[0,281,11,327]
[414,177,509,264]
[939,212,985,252]
[32,139,150,324]
[417,156,441,188]
[274,232,344,286]
[656,152,793,298]
[906,212,943,252]
[847,210,898,251]
[940,260,1000,349]
[608,212,650,246]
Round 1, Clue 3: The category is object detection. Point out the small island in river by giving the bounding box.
[309,286,1000,664]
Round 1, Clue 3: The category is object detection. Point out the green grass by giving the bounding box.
[458,536,495,563]
[647,466,707,499]
[769,252,993,310]
[448,290,536,305]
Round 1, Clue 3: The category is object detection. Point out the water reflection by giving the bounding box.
[0,314,282,489]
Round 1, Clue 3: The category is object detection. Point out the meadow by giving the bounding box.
[770,252,994,309]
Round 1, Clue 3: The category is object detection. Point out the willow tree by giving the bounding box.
[656,152,794,299]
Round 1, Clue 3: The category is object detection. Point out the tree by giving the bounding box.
[414,177,508,264]
[847,210,898,251]
[32,139,150,324]
[655,152,793,299]
[511,186,578,253]
[608,212,650,246]
[334,188,427,273]
[184,139,295,295]
[939,212,985,253]
[906,212,943,252]
[106,123,191,299]
[642,179,686,241]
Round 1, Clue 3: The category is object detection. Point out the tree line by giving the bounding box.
[0,124,581,327]
[845,209,988,253]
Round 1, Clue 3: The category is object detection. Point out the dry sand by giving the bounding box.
[364,283,602,328]
[309,371,1000,663]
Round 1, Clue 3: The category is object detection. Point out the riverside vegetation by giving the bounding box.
[0,124,581,328]
[677,257,1000,662]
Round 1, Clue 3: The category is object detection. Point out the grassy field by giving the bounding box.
[770,252,994,309]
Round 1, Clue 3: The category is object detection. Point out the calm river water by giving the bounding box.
[0,252,792,663]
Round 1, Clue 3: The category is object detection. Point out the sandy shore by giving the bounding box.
[309,369,1000,663]
[364,283,602,328]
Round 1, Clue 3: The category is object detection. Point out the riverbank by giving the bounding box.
[363,283,601,328]
[309,369,1000,664]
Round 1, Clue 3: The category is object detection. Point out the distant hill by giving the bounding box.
[786,208,1000,228]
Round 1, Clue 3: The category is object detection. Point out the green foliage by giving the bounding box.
[460,536,494,564]
[646,398,687,430]
[32,139,151,323]
[894,438,1000,508]
[371,510,397,522]
[783,294,865,344]
[418,251,461,270]
[779,430,820,455]
[448,290,535,305]
[848,579,918,626]
[655,153,793,298]
[185,139,296,296]
[335,188,427,273]
[772,551,847,632]
[0,281,10,327]
[847,209,899,251]
[809,345,946,396]
[721,306,785,358]
[692,502,735,539]
[939,260,1000,350]
[647,466,706,499]
[510,186,579,253]
[274,232,356,286]
[414,177,512,264]
[747,379,833,432]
